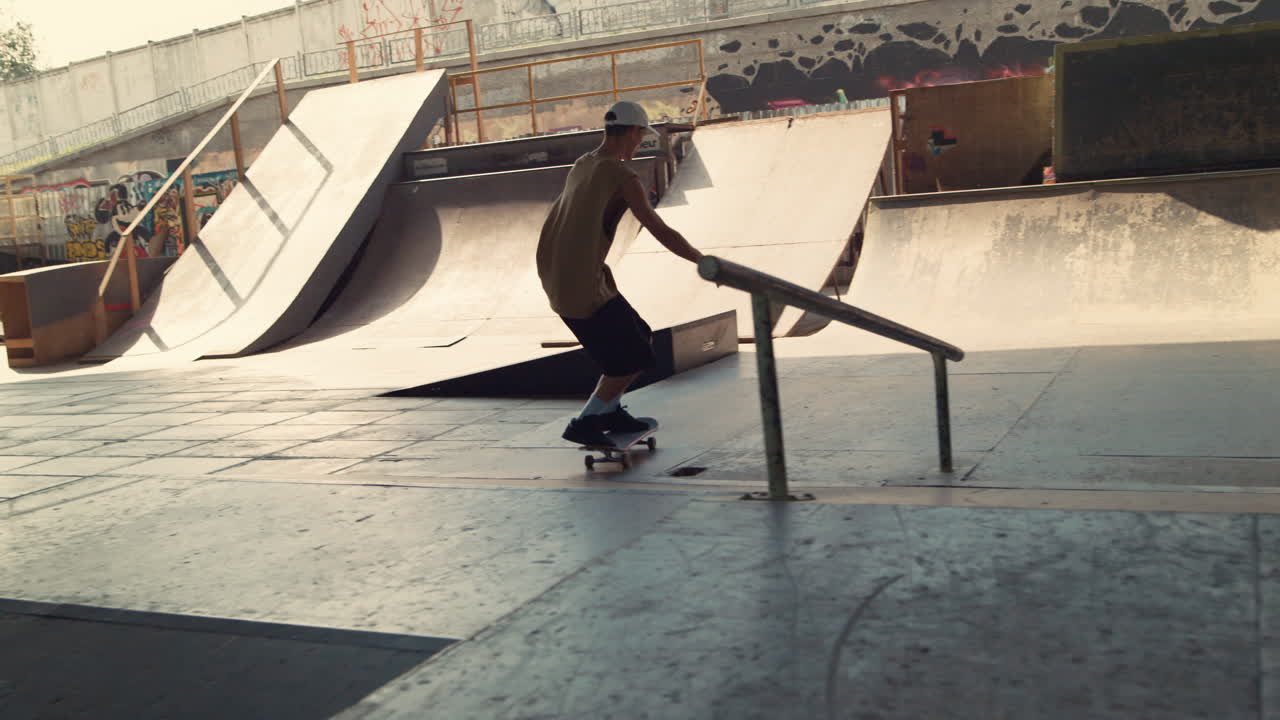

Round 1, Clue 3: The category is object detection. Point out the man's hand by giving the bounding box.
[621,176,702,264]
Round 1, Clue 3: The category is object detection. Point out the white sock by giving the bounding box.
[605,395,621,411]
[578,394,610,418]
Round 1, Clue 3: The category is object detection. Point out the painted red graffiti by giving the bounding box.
[434,0,466,24]
[877,64,1046,91]
[337,0,467,56]
[982,63,1046,79]
[18,178,96,194]
[361,0,405,38]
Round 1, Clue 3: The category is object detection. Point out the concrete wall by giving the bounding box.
[111,50,156,112]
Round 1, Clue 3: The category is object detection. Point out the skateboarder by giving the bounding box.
[537,100,703,447]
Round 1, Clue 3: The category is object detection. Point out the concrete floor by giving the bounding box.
[2,333,1279,718]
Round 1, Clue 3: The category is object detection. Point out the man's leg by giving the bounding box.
[561,296,655,445]
[578,372,640,418]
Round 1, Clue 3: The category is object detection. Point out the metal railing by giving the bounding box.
[90,58,290,345]
[339,20,477,85]
[448,38,707,144]
[480,13,577,49]
[697,255,965,501]
[578,0,707,35]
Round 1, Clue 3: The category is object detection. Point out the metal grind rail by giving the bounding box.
[697,255,964,500]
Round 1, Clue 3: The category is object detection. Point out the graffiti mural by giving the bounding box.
[95,170,163,260]
[64,214,101,262]
[134,168,239,255]
[704,0,1280,112]
[24,168,239,262]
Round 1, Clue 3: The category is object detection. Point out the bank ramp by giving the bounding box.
[84,70,449,363]
[616,109,890,338]
[820,169,1280,354]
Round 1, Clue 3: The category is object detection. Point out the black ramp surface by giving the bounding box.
[0,599,451,720]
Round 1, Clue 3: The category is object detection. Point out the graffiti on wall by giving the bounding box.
[337,0,467,41]
[705,0,1280,112]
[24,168,239,262]
[134,168,239,255]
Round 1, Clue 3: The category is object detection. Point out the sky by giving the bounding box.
[1,0,293,69]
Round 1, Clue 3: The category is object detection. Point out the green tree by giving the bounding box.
[0,19,36,82]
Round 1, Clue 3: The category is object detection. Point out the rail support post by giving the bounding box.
[932,352,954,473]
[752,292,789,499]
[274,62,288,123]
[230,109,247,182]
[124,233,140,311]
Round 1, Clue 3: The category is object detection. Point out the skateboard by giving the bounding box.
[582,418,658,470]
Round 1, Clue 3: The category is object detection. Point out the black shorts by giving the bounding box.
[561,295,656,377]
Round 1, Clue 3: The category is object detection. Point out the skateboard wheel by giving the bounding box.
[622,455,632,469]
[646,437,656,451]
[585,455,594,470]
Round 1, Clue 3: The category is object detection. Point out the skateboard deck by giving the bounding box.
[582,418,658,470]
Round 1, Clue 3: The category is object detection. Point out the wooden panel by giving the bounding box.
[0,257,175,367]
[1056,22,1280,181]
[896,76,1054,194]
[0,280,31,341]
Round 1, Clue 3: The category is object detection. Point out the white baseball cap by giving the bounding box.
[605,100,657,135]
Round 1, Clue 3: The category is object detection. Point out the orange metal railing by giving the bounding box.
[448,39,707,144]
[340,20,481,141]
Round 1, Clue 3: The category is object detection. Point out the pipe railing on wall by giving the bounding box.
[340,20,482,140]
[697,255,965,501]
[90,58,290,345]
[447,38,708,145]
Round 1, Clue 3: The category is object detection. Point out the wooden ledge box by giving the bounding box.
[0,257,176,367]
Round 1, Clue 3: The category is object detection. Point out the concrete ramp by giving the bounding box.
[85,70,449,362]
[280,161,652,356]
[280,166,570,352]
[831,169,1280,354]
[614,110,890,338]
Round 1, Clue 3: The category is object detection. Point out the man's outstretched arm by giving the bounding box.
[621,176,702,264]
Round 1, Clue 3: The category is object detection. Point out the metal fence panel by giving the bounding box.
[186,65,257,107]
[479,13,576,51]
[49,115,119,156]
[386,26,470,66]
[303,49,345,77]
[578,0,708,36]
[726,0,791,14]
[118,92,188,134]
